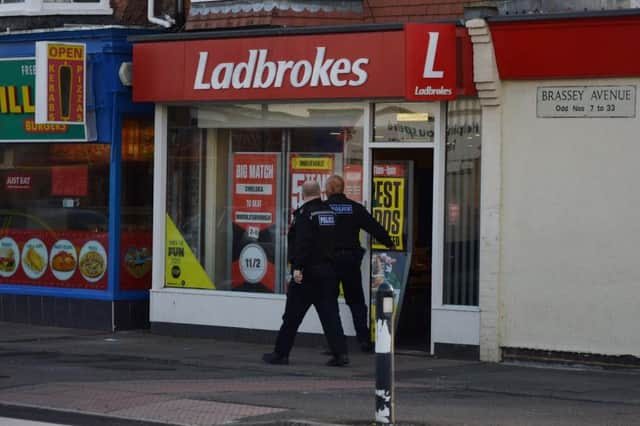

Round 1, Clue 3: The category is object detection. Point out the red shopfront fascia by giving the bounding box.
[133,24,475,103]
[490,14,640,80]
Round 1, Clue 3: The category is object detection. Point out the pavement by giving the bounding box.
[0,322,638,426]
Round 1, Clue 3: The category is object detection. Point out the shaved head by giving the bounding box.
[302,180,321,200]
[325,175,344,196]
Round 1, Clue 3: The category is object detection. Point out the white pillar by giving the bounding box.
[466,18,503,362]
[151,104,168,293]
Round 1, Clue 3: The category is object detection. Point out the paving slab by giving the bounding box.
[0,322,639,425]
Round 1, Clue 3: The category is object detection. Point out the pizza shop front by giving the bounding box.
[0,28,155,330]
[132,23,482,355]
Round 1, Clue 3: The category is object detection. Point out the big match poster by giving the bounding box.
[230,153,279,292]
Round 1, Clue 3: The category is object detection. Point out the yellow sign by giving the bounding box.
[35,41,86,125]
[372,177,404,250]
[291,157,333,170]
[165,215,215,289]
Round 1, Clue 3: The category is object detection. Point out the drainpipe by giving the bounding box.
[175,0,185,29]
[148,0,174,28]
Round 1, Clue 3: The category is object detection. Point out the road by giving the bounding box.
[0,323,638,425]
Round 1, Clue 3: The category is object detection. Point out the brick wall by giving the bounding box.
[187,9,362,31]
[365,0,467,23]
[0,0,173,31]
[0,0,470,32]
[185,0,469,31]
[112,0,148,26]
[113,0,177,26]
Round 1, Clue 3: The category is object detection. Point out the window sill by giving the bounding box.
[0,6,113,17]
[151,287,287,300]
[433,305,480,312]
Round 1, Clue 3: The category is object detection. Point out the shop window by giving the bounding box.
[120,117,154,291]
[165,103,364,294]
[373,102,436,143]
[0,143,110,289]
[443,98,481,306]
[0,0,111,15]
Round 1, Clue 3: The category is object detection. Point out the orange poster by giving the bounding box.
[289,153,336,214]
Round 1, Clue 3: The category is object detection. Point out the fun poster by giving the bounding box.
[165,215,215,290]
[230,153,279,293]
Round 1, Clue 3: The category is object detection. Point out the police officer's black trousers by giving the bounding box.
[274,266,347,357]
[335,250,370,344]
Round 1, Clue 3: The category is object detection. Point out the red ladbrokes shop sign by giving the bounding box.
[133,24,465,103]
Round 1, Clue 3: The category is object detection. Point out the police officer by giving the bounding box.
[325,175,394,352]
[262,181,349,367]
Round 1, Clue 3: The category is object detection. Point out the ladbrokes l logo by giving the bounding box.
[404,23,456,101]
[193,47,369,90]
[414,31,452,97]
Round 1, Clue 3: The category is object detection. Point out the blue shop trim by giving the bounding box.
[0,285,112,300]
[0,28,156,302]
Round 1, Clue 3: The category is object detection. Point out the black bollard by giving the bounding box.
[375,282,395,424]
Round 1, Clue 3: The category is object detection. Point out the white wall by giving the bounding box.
[151,288,357,336]
[501,79,640,356]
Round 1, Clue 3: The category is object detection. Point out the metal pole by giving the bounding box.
[375,282,395,424]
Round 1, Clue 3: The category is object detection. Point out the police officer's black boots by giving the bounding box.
[262,352,289,365]
[359,340,374,353]
[326,353,349,367]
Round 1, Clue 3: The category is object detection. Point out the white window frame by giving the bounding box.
[370,101,440,147]
[0,0,112,16]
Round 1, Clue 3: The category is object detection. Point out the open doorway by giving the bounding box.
[372,148,433,351]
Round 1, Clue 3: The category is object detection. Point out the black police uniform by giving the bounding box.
[327,193,394,349]
[272,197,348,361]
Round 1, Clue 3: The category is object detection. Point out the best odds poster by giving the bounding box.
[231,153,279,292]
[372,163,406,250]
[369,161,412,339]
